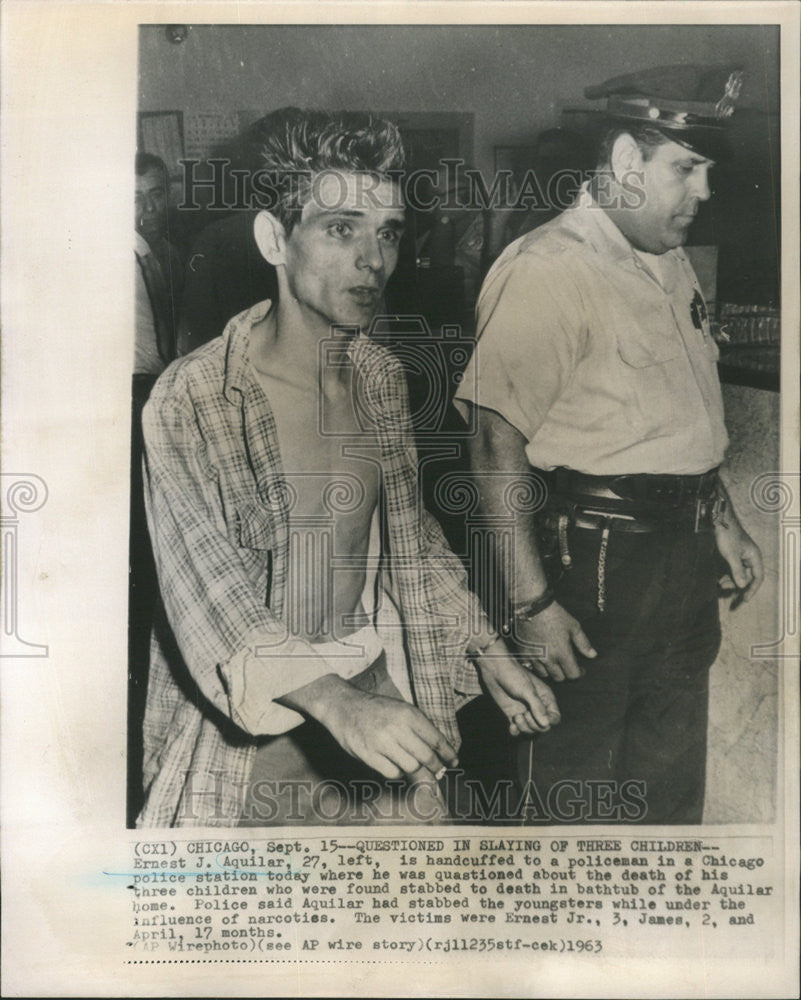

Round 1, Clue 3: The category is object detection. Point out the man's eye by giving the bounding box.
[379,229,400,244]
[328,222,352,238]
[676,164,694,177]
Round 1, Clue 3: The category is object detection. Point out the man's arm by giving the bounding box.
[277,674,459,781]
[468,404,597,682]
[143,387,337,727]
[143,380,459,782]
[714,475,764,607]
[387,355,564,732]
[415,500,562,736]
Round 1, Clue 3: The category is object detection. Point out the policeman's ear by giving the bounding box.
[609,133,644,184]
[254,210,287,266]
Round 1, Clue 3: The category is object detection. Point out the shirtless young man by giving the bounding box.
[136,109,558,828]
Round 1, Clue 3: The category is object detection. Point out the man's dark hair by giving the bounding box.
[135,151,169,180]
[595,123,669,168]
[256,108,406,235]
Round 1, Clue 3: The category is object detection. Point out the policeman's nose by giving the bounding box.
[693,167,712,202]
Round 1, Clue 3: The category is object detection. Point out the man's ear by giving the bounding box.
[609,133,643,184]
[254,210,287,266]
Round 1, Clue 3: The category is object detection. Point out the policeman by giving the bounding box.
[454,65,764,824]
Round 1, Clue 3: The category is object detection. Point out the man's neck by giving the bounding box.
[587,174,661,257]
[250,298,355,393]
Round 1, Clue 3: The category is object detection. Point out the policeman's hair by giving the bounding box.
[596,124,669,169]
[257,108,406,235]
[135,151,169,180]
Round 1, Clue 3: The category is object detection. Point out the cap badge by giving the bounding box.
[715,70,744,119]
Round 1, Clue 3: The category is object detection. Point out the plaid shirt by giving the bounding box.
[137,301,493,828]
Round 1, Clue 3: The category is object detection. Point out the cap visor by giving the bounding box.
[654,125,733,163]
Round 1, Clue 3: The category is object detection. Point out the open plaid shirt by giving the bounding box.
[137,301,494,827]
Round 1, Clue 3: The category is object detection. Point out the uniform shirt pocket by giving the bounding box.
[616,325,683,368]
[615,326,686,440]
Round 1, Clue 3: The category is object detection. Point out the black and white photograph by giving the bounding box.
[2,4,798,997]
[129,22,781,830]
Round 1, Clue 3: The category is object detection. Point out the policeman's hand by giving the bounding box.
[316,681,458,781]
[715,518,764,609]
[516,601,597,682]
[474,640,561,736]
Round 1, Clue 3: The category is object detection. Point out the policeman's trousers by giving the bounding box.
[518,524,721,825]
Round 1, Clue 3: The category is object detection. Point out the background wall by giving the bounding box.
[710,385,780,823]
[140,24,782,306]
[138,23,779,175]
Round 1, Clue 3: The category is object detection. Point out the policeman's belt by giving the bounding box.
[536,467,723,533]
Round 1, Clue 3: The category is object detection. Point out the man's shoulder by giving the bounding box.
[148,337,228,417]
[481,211,591,308]
[505,209,594,267]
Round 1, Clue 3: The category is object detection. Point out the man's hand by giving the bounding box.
[515,601,597,682]
[474,639,561,736]
[296,676,459,781]
[715,518,764,609]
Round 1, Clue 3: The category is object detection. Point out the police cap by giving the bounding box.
[585,64,744,161]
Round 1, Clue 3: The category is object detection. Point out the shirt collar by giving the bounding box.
[567,182,685,272]
[222,299,273,405]
[221,299,374,405]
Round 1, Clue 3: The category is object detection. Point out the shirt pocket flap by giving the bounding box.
[235,502,273,551]
[616,327,683,368]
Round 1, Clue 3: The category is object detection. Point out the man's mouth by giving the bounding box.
[348,286,380,306]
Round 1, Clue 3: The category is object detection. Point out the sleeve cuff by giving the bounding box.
[453,656,483,698]
[218,632,335,737]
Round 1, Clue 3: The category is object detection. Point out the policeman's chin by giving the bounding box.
[649,221,693,255]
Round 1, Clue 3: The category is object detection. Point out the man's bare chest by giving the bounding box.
[256,372,381,533]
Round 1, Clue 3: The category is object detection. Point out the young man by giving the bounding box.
[137,110,559,828]
[455,66,763,824]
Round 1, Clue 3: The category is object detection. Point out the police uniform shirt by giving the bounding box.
[454,186,728,476]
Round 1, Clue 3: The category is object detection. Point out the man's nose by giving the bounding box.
[356,235,384,272]
[692,166,712,202]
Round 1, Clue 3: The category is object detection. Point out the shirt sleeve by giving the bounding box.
[417,507,493,701]
[454,250,587,441]
[375,357,495,704]
[142,387,335,737]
